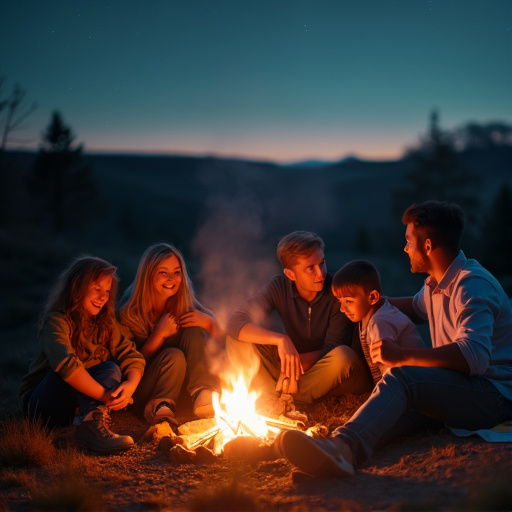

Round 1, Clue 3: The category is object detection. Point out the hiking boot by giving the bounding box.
[277,430,355,478]
[75,406,134,454]
[192,389,215,418]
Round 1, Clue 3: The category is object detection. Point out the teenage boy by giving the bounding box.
[278,201,512,477]
[226,230,373,406]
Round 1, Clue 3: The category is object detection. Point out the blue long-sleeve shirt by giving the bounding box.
[227,273,354,356]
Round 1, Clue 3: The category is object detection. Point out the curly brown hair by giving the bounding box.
[38,256,119,354]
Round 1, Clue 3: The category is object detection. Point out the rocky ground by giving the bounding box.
[2,394,512,511]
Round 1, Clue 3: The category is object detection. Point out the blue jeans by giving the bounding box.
[335,366,512,465]
[24,361,122,429]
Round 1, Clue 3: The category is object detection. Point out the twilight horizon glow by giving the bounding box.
[0,0,511,163]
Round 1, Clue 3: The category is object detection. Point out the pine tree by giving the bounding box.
[26,111,101,234]
[393,110,482,247]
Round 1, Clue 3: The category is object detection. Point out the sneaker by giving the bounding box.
[153,401,178,427]
[75,406,134,454]
[277,430,355,478]
[192,389,215,418]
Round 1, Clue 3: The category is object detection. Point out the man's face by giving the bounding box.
[404,223,430,274]
[285,248,327,301]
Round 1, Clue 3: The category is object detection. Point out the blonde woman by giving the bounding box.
[119,243,220,425]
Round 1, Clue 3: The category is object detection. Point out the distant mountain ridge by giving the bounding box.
[4,147,511,265]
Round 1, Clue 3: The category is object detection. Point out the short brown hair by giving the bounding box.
[276,231,324,269]
[332,260,382,297]
[402,200,465,254]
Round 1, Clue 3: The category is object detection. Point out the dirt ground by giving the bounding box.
[2,395,512,512]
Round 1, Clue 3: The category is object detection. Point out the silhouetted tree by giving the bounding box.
[26,111,100,234]
[0,77,37,158]
[393,110,482,247]
[479,183,512,291]
[453,121,512,150]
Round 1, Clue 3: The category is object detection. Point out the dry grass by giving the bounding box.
[0,415,56,468]
[0,416,108,511]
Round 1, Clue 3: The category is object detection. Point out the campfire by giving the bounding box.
[177,372,305,459]
[163,347,308,462]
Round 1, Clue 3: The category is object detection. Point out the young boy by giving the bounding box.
[332,259,424,386]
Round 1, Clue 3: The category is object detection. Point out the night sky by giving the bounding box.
[1,0,511,163]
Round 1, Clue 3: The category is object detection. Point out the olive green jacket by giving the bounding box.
[19,312,145,406]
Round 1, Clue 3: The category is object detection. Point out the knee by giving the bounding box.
[381,366,417,385]
[90,360,122,389]
[159,347,187,369]
[99,360,122,380]
[226,335,260,364]
[326,345,360,369]
[181,326,205,343]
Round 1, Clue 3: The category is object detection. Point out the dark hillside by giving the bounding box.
[1,146,511,328]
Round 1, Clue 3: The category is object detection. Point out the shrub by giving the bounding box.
[0,415,56,468]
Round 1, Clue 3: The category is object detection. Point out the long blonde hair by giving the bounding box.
[38,256,118,356]
[119,243,199,339]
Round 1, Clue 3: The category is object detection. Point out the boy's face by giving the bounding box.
[284,248,326,301]
[334,285,373,323]
[82,274,112,316]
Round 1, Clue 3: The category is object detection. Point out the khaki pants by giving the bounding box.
[225,335,373,404]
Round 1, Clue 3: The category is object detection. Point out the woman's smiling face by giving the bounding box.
[152,254,183,302]
[82,274,112,316]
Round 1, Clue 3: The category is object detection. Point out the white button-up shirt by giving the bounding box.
[413,251,512,400]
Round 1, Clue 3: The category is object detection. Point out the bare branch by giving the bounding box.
[0,79,37,153]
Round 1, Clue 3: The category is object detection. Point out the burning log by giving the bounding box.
[178,418,217,436]
[189,425,221,449]
[140,420,183,445]
[262,415,306,431]
[222,436,276,463]
[168,443,216,465]
[178,418,220,450]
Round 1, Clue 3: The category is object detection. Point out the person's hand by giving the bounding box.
[370,339,403,367]
[276,335,303,390]
[276,372,299,394]
[179,309,212,331]
[153,312,179,339]
[104,380,136,411]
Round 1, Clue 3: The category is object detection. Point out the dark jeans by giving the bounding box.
[23,361,122,429]
[335,366,512,465]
